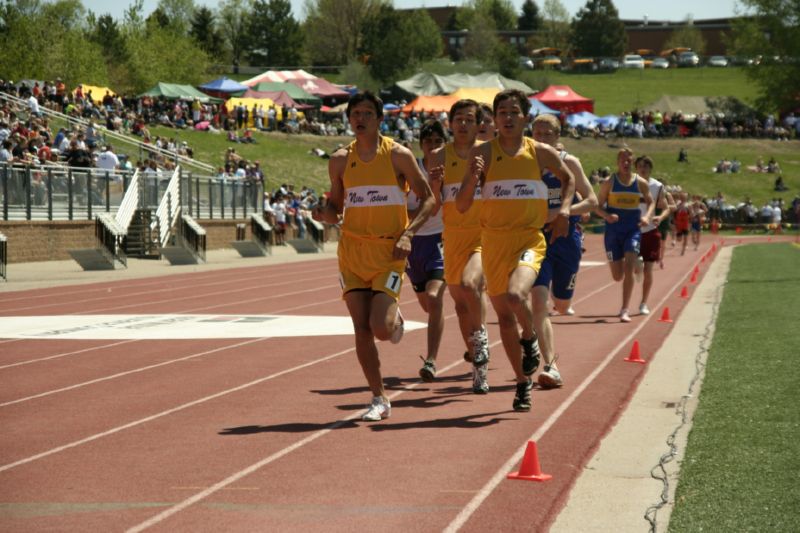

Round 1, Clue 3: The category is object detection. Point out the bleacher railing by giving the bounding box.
[153,166,182,248]
[178,215,206,262]
[0,232,7,281]
[115,168,139,233]
[95,212,127,267]
[2,163,263,222]
[0,91,213,175]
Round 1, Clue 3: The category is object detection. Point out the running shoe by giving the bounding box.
[418,357,436,382]
[512,379,533,412]
[521,336,541,376]
[390,308,404,344]
[620,309,631,323]
[470,327,489,367]
[538,365,563,389]
[639,303,651,315]
[362,396,391,421]
[553,306,576,316]
[634,255,644,283]
[472,364,489,394]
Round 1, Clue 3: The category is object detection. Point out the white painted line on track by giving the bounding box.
[443,265,696,531]
[0,340,136,370]
[0,344,353,474]
[124,356,468,533]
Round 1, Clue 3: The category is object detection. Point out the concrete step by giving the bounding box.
[160,245,205,265]
[231,240,270,257]
[68,248,122,270]
[287,238,321,254]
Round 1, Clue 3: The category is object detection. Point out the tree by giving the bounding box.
[88,14,128,63]
[539,0,571,52]
[189,6,225,61]
[248,0,304,67]
[303,0,386,66]
[730,0,800,113]
[219,0,253,67]
[664,18,707,56]
[518,0,541,32]
[570,0,626,57]
[359,5,441,83]
[157,0,196,36]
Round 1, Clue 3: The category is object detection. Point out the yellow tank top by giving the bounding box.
[441,144,481,230]
[342,135,409,239]
[481,137,547,231]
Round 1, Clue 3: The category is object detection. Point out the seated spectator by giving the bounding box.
[767,157,781,173]
[774,175,788,192]
[678,147,689,163]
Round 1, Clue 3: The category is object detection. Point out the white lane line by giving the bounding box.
[125,279,627,531]
[443,268,694,532]
[0,345,354,474]
[0,340,137,370]
[0,338,265,407]
[124,356,467,533]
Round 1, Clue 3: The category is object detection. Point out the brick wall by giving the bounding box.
[0,221,96,263]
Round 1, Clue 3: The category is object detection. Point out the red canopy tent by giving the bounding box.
[242,69,349,99]
[531,85,594,114]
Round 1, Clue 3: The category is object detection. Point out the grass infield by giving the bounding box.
[668,243,800,532]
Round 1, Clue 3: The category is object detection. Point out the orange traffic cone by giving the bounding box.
[658,307,673,323]
[690,271,698,284]
[625,340,646,364]
[680,286,689,298]
[508,441,553,482]
[693,265,700,275]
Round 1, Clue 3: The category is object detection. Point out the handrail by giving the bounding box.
[115,168,139,233]
[0,90,214,174]
[95,212,127,267]
[179,214,206,262]
[152,166,182,247]
[0,232,7,281]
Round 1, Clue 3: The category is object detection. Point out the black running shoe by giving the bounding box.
[512,379,533,412]
[418,358,436,383]
[521,336,541,376]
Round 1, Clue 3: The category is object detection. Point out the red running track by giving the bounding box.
[0,234,784,531]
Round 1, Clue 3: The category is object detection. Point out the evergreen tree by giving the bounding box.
[518,0,541,32]
[189,7,225,61]
[569,0,626,57]
[247,0,304,67]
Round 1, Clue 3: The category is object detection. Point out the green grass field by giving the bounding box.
[668,243,800,531]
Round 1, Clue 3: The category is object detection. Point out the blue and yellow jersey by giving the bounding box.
[606,174,641,226]
[341,135,409,239]
[441,143,481,231]
[541,149,580,226]
[481,137,548,232]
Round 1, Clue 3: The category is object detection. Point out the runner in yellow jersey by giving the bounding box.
[427,99,490,394]
[456,89,576,412]
[313,91,435,422]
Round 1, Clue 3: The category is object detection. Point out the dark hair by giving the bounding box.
[449,99,482,124]
[493,89,531,116]
[635,155,654,168]
[346,91,383,118]
[420,120,446,142]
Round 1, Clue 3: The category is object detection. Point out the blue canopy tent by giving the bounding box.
[596,115,621,129]
[566,111,599,129]
[528,98,560,116]
[198,77,249,98]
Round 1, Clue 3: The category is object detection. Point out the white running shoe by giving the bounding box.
[472,365,489,394]
[552,306,575,316]
[620,309,631,323]
[362,396,391,421]
[639,303,651,315]
[537,365,563,389]
[390,308,404,344]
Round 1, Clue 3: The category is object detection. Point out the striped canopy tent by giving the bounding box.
[247,82,320,105]
[242,70,348,99]
[241,89,313,110]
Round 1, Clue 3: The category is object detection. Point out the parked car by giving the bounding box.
[519,56,534,70]
[651,57,670,69]
[622,54,645,69]
[677,51,700,67]
[707,55,729,67]
[597,58,620,71]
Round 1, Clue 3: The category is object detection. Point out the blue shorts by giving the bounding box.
[604,224,641,262]
[691,220,701,232]
[406,233,445,292]
[534,227,582,300]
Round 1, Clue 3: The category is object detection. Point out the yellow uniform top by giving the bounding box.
[441,143,481,230]
[341,135,409,240]
[481,137,548,232]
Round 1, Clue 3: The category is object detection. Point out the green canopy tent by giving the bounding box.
[248,82,321,105]
[139,82,223,103]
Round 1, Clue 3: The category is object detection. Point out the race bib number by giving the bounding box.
[567,274,577,291]
[385,271,402,293]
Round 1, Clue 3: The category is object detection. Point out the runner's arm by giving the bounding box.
[565,154,597,216]
[455,143,489,213]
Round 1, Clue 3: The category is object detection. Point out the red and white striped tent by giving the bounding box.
[241,70,349,99]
